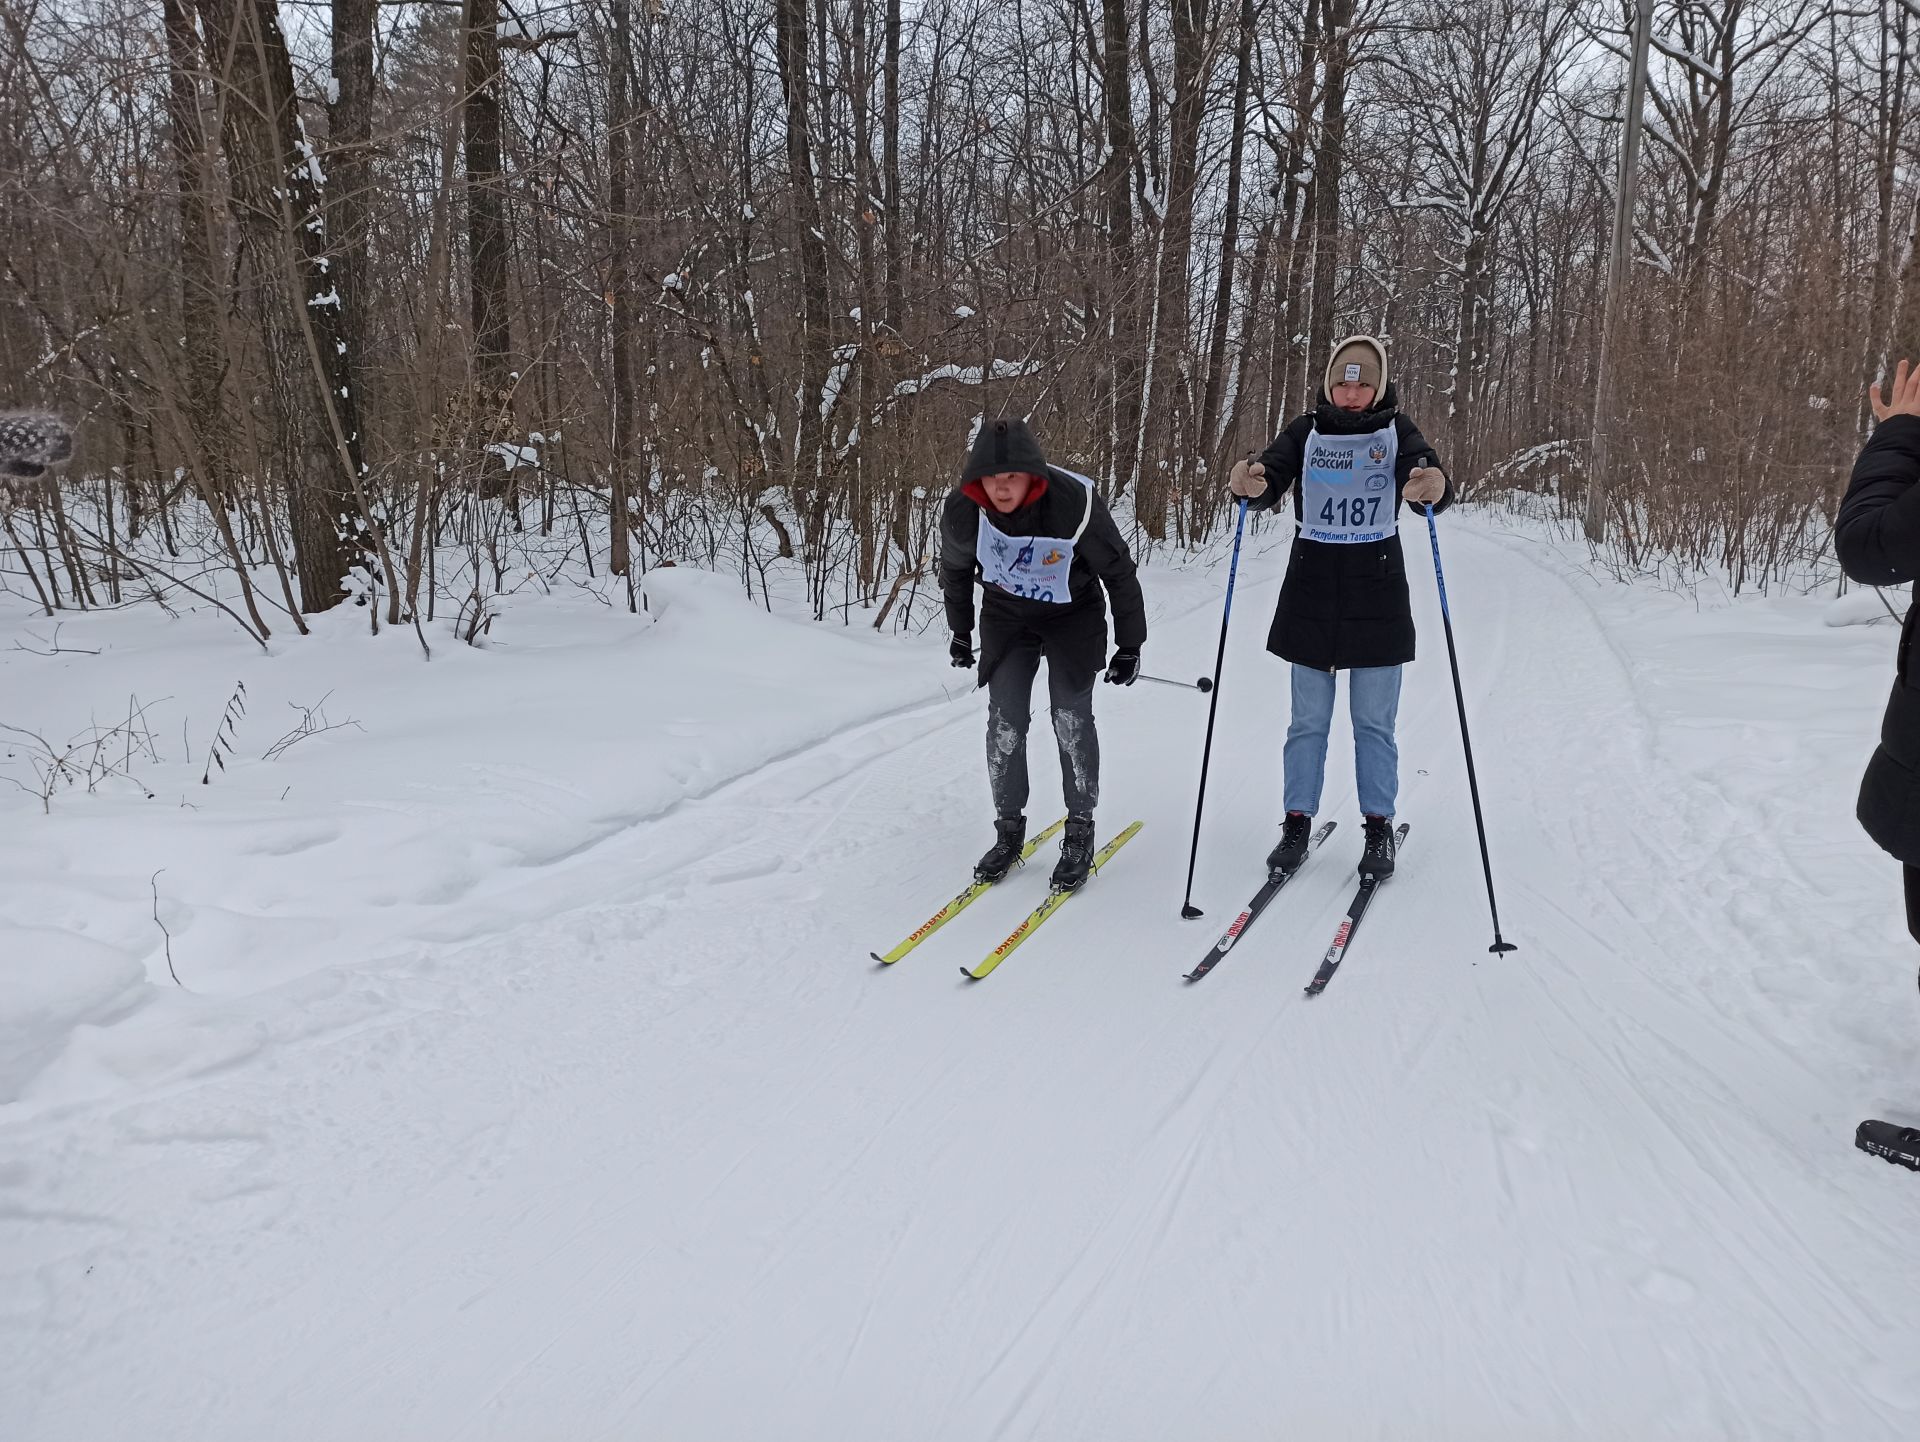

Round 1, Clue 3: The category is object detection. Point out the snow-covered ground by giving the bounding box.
[6,510,1920,1439]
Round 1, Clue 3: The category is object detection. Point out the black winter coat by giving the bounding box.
[1245,384,1453,670]
[939,420,1146,693]
[1836,413,1920,865]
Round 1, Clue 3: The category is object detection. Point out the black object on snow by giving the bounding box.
[1857,1120,1920,1172]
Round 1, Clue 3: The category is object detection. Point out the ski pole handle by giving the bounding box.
[1139,673,1213,693]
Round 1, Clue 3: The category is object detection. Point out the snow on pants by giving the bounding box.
[984,634,1099,819]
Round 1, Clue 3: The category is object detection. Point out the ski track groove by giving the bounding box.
[14,523,1920,1439]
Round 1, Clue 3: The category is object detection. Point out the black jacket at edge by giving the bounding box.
[1836,413,1920,864]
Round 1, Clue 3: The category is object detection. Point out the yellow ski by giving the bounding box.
[962,821,1144,981]
[871,817,1066,964]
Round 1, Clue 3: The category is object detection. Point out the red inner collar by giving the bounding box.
[963,472,1048,512]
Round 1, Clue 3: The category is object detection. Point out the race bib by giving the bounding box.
[977,470,1094,604]
[1301,423,1399,545]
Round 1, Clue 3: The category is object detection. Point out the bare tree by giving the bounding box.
[194,0,370,611]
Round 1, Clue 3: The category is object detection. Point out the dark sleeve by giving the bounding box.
[1836,415,1920,586]
[1243,415,1313,515]
[938,490,978,636]
[1394,416,1455,515]
[1081,490,1147,650]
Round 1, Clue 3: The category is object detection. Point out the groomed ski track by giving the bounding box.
[10,516,1920,1440]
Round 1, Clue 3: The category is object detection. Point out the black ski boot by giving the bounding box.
[1050,814,1096,892]
[1857,1120,1920,1171]
[1266,812,1314,874]
[974,815,1026,884]
[1358,814,1396,878]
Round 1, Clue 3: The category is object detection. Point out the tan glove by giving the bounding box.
[1404,466,1446,506]
[1228,458,1268,498]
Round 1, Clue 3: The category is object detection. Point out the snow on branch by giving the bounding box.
[1649,34,1724,87]
[820,343,862,421]
[892,358,1043,400]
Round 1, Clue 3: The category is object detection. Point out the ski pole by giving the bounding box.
[1139,673,1214,693]
[1180,497,1249,919]
[1423,500,1517,955]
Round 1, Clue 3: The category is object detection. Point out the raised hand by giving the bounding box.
[1228,457,1268,497]
[1404,465,1446,506]
[1871,358,1920,423]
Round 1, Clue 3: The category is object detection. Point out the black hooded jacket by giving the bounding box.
[1836,413,1920,864]
[1244,384,1452,670]
[939,418,1147,689]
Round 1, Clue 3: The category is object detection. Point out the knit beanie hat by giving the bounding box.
[0,412,74,479]
[1324,336,1388,398]
[961,415,1049,483]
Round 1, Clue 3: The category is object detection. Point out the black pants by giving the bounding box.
[985,634,1099,818]
[1907,866,1920,946]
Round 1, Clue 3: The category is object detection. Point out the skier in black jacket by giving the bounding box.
[1227,335,1453,878]
[1835,358,1920,1173]
[939,416,1147,891]
[1836,358,1920,941]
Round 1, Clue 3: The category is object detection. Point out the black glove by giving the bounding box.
[950,634,975,669]
[1104,648,1141,686]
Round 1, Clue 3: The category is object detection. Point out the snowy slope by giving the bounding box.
[6,513,1920,1440]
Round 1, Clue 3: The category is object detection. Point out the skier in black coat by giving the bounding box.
[939,416,1147,891]
[1834,358,1920,1172]
[1226,335,1453,879]
[1836,358,1920,942]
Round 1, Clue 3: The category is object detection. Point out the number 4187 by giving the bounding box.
[1319,496,1382,528]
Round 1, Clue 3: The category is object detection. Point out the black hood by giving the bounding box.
[1311,380,1401,436]
[962,416,1049,481]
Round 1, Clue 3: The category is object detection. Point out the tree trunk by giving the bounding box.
[1223,213,1274,466]
[464,0,514,474]
[329,0,374,436]
[195,0,369,612]
[1199,0,1253,465]
[1453,226,1491,477]
[1101,0,1141,489]
[1151,0,1211,520]
[882,0,904,329]
[1865,0,1911,420]
[1307,0,1354,403]
[160,0,235,500]
[608,0,637,580]
[849,0,882,591]
[772,0,833,552]
[1892,188,1920,369]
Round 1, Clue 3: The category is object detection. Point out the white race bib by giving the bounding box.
[1301,422,1399,545]
[976,470,1094,604]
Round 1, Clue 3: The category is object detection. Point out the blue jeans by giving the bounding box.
[1283,664,1402,818]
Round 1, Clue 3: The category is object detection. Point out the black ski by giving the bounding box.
[1304,823,1411,996]
[1857,1120,1920,1171]
[1183,821,1337,982]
